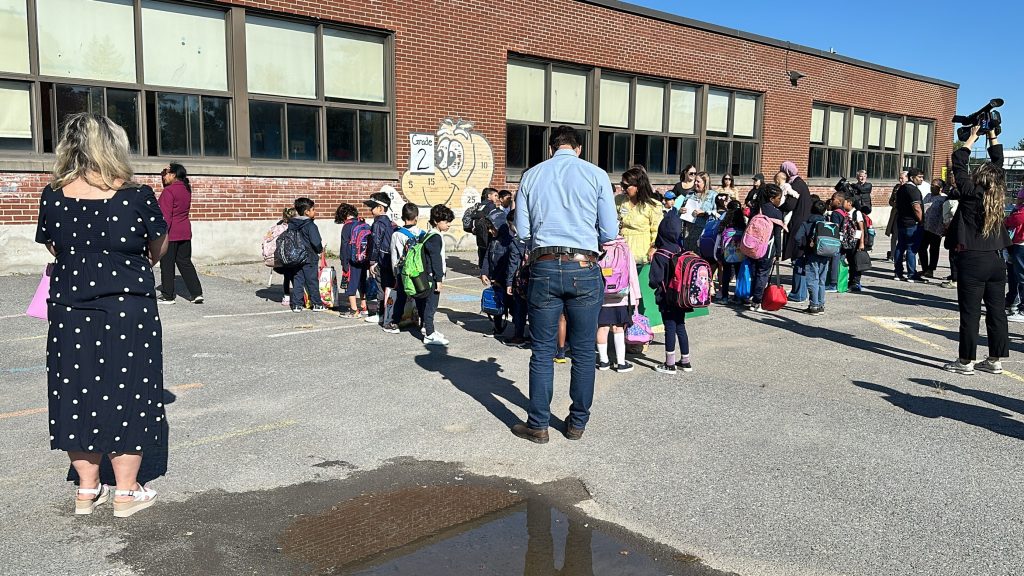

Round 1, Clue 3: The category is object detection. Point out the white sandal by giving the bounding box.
[112,484,157,518]
[74,484,110,515]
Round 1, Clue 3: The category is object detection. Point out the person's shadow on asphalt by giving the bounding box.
[854,380,1024,440]
[414,346,565,432]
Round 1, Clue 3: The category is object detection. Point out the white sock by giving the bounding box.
[613,332,626,365]
[598,340,609,363]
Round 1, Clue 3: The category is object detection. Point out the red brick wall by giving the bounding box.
[0,0,956,225]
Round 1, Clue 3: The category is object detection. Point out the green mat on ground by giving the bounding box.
[637,264,709,328]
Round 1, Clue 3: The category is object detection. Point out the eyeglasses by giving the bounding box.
[160,169,171,176]
[723,178,732,182]
[687,171,696,176]
[620,182,633,189]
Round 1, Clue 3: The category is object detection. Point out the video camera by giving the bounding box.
[834,177,855,195]
[953,98,1003,142]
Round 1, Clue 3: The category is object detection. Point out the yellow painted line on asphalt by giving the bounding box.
[0,383,204,421]
[174,419,297,449]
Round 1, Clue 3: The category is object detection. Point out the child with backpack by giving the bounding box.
[649,215,692,374]
[417,205,454,346]
[597,236,641,372]
[335,203,368,318]
[504,208,530,347]
[383,203,423,333]
[838,191,868,292]
[481,209,514,336]
[284,197,325,312]
[714,200,747,304]
[270,207,297,307]
[745,184,786,312]
[365,192,394,326]
[793,199,832,315]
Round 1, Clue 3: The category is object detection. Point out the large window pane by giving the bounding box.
[54,84,103,141]
[669,86,696,134]
[917,123,929,152]
[527,125,546,168]
[245,16,316,99]
[634,81,664,132]
[599,77,630,128]
[827,109,845,147]
[668,137,697,176]
[201,96,230,157]
[506,124,526,170]
[550,68,587,124]
[808,148,825,178]
[0,80,32,150]
[868,116,881,148]
[156,92,197,156]
[884,118,898,150]
[105,89,138,154]
[705,90,730,135]
[249,100,284,159]
[731,141,756,176]
[851,113,865,150]
[324,29,385,103]
[358,110,388,164]
[705,139,730,174]
[810,107,825,144]
[734,94,757,138]
[287,104,319,161]
[142,1,227,91]
[598,131,629,173]
[506,61,545,122]
[0,0,30,74]
[903,120,915,153]
[851,151,867,178]
[326,108,356,162]
[827,149,845,178]
[633,134,665,173]
[37,0,136,83]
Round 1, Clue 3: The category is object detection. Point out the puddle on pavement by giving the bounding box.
[109,460,733,576]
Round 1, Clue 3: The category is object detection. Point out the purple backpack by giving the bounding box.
[599,238,633,295]
[625,312,654,345]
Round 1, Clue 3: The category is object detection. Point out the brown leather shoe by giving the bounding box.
[564,425,585,440]
[512,423,549,444]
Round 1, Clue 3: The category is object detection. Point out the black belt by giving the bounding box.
[530,246,599,260]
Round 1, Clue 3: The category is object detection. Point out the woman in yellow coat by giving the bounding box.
[615,166,663,268]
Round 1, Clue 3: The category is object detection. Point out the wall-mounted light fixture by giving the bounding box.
[787,70,806,87]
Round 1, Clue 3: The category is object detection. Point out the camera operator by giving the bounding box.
[942,125,1010,375]
[851,169,873,215]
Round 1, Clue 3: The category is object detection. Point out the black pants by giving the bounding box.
[955,250,1009,361]
[918,230,943,273]
[415,290,440,335]
[159,240,203,299]
[390,283,408,325]
[948,248,958,281]
[751,250,774,304]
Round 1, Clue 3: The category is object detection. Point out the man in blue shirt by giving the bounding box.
[513,126,618,444]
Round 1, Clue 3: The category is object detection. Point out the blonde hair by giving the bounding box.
[51,113,135,191]
[975,162,1007,237]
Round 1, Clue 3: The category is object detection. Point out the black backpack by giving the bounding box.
[461,203,480,233]
[275,228,312,268]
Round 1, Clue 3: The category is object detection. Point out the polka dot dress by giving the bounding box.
[35,185,168,454]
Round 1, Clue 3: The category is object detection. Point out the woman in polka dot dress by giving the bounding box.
[35,113,169,518]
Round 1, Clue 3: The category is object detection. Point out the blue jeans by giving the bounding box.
[826,253,840,288]
[894,224,921,277]
[526,258,603,430]
[290,262,323,307]
[790,255,808,301]
[805,255,829,307]
[511,293,528,338]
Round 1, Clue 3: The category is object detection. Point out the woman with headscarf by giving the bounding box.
[942,126,1010,375]
[779,161,811,263]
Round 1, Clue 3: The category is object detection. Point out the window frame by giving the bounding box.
[701,87,762,179]
[902,116,934,177]
[0,0,397,174]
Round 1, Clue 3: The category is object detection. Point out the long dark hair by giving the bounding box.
[721,200,747,230]
[168,162,190,193]
[621,166,657,206]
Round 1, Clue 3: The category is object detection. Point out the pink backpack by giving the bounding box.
[739,214,785,259]
[625,311,654,344]
[656,250,712,310]
[261,222,289,267]
[599,238,633,295]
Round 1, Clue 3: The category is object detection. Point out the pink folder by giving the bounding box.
[25,264,52,320]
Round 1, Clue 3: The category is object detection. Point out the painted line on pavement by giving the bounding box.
[203,310,294,318]
[267,322,374,338]
[174,419,298,449]
[0,383,204,421]
[3,365,46,374]
[0,313,27,320]
[0,335,46,343]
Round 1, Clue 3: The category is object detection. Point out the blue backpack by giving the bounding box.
[698,216,720,261]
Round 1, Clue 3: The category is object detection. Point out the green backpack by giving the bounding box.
[401,232,436,297]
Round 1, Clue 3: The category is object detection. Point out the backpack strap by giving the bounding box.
[397,227,417,240]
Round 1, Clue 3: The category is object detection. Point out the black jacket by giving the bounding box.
[780,177,811,260]
[287,216,322,264]
[369,215,393,265]
[852,181,873,214]
[422,232,445,284]
[945,144,1010,252]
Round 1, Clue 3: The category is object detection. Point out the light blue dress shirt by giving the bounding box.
[515,149,619,253]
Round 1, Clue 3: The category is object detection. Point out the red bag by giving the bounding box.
[761,259,788,311]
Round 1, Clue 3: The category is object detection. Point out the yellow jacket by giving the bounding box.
[615,194,663,265]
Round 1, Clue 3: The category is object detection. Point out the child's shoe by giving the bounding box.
[613,362,634,373]
[311,304,326,311]
[655,363,676,375]
[596,360,612,371]
[364,313,380,323]
[290,306,303,313]
[382,322,400,334]
[675,361,693,372]
[424,332,449,346]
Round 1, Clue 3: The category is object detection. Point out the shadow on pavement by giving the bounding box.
[854,380,1024,441]
[858,284,958,312]
[907,377,1024,418]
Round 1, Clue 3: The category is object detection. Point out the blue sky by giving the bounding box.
[632,0,1022,151]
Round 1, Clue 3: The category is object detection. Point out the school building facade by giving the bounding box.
[0,0,958,273]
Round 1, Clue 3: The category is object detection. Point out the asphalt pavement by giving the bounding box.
[1,253,1023,576]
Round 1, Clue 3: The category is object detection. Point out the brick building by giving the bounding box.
[0,0,957,272]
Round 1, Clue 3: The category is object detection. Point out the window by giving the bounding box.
[505,60,590,170]
[809,103,927,181]
[0,80,32,151]
[703,89,761,177]
[246,15,391,164]
[0,0,30,74]
[141,1,228,92]
[41,83,140,153]
[145,92,230,157]
[37,0,137,83]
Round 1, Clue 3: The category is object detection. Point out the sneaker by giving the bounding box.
[554,349,567,364]
[942,359,975,375]
[311,304,326,311]
[614,362,634,373]
[191,295,204,304]
[895,275,915,283]
[804,305,818,315]
[812,306,825,316]
[596,360,612,371]
[885,251,892,261]
[976,359,1003,374]
[922,270,935,279]
[910,275,928,284]
[157,295,175,304]
[749,304,764,313]
[675,361,693,372]
[290,306,303,313]
[364,314,380,323]
[825,286,839,293]
[281,296,291,307]
[1008,313,1024,323]
[940,280,957,289]
[850,284,863,293]
[382,322,401,334]
[655,363,677,374]
[424,331,449,346]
